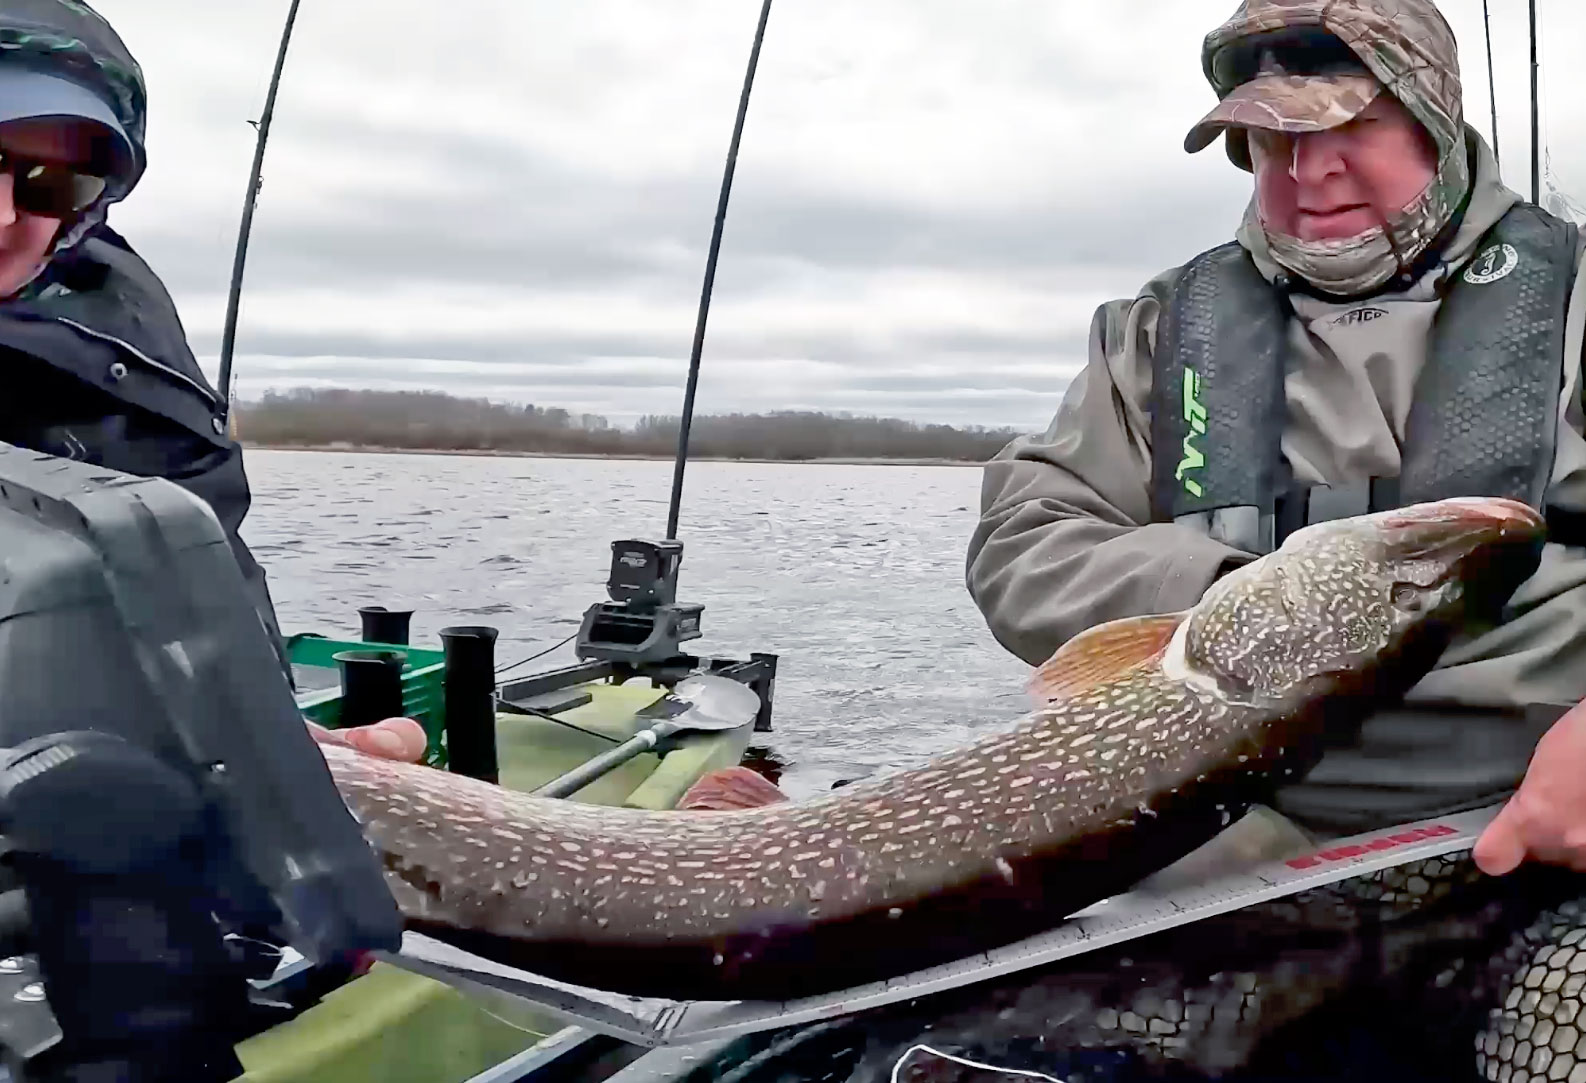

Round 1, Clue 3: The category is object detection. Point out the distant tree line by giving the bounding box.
[235,388,1023,463]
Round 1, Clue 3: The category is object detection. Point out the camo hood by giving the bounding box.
[0,0,146,255]
[1184,0,1471,297]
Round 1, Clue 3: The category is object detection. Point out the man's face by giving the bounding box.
[1247,93,1440,242]
[0,117,105,297]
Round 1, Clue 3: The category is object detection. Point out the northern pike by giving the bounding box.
[319,497,1545,1002]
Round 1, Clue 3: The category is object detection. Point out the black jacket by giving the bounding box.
[0,224,289,671]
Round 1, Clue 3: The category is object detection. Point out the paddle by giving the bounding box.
[532,675,761,799]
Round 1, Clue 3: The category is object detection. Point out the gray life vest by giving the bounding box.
[1149,203,1581,555]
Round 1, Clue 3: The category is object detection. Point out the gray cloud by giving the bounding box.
[235,352,1079,395]
[91,0,1586,434]
[132,109,1245,301]
[205,320,1090,370]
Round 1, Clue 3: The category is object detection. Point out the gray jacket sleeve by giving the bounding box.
[965,271,1254,667]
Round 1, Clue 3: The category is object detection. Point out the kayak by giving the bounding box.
[229,623,775,1083]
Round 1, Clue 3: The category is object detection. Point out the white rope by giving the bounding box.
[889,1044,1068,1083]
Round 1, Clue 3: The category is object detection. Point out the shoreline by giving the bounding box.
[243,443,989,468]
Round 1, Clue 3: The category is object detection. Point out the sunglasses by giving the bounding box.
[0,148,106,219]
[1208,27,1368,93]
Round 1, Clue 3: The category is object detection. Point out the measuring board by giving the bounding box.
[381,803,1499,1049]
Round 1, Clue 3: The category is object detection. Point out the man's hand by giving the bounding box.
[307,717,427,763]
[1474,699,1586,875]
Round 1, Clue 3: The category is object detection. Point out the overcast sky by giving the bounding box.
[92,0,1585,432]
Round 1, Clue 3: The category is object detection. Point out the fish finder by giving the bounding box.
[575,538,704,666]
[606,538,683,607]
[0,444,403,1080]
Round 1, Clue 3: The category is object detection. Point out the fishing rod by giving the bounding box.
[1528,0,1539,205]
[663,0,776,541]
[216,0,304,417]
[1482,0,1499,165]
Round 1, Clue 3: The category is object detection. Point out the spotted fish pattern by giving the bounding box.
[321,497,1545,1002]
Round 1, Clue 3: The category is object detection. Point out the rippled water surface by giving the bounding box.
[244,449,1032,798]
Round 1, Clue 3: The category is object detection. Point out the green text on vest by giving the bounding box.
[1175,367,1207,498]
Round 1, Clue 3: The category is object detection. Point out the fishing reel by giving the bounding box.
[575,539,704,667]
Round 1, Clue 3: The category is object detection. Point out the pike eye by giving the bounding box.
[1391,584,1425,612]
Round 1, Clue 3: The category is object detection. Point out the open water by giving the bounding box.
[243,448,1032,798]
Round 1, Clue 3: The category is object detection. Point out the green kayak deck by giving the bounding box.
[234,638,758,1083]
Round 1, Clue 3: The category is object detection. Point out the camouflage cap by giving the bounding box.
[1183,66,1384,165]
[1185,0,1465,177]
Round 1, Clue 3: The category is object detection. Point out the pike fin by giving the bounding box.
[1029,613,1186,706]
[678,767,789,811]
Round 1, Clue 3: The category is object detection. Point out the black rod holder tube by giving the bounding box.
[440,626,500,783]
[358,606,414,646]
[334,650,406,729]
[749,652,778,733]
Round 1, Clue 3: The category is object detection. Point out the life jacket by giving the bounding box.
[0,227,289,678]
[1148,203,1581,554]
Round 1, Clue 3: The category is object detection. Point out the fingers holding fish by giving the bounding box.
[307,716,428,763]
[1475,699,1586,878]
